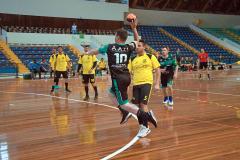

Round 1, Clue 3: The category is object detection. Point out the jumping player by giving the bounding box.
[88,21,157,137]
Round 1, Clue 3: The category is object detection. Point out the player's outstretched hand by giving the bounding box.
[130,19,138,29]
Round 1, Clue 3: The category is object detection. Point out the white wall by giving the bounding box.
[0,0,128,21]
[130,9,240,27]
[7,32,74,44]
[6,32,135,46]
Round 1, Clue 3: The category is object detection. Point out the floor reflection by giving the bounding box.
[0,135,9,160]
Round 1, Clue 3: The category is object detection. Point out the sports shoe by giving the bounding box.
[137,125,151,138]
[94,95,98,100]
[163,97,169,104]
[119,106,132,124]
[147,110,157,128]
[168,100,174,105]
[65,89,71,92]
[168,97,174,105]
[83,95,90,101]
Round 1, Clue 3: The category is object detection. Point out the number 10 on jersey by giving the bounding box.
[114,53,127,64]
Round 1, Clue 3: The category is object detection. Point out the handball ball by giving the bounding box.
[126,13,136,22]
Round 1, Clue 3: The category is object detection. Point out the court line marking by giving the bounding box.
[174,89,240,97]
[0,90,138,160]
[176,78,240,83]
[101,136,140,160]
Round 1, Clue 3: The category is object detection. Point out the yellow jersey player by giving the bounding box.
[51,46,71,93]
[98,58,107,76]
[77,45,98,101]
[128,39,160,134]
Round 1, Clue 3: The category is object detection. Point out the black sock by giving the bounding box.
[93,86,98,96]
[85,86,89,96]
[207,74,210,79]
[137,109,148,127]
[65,83,68,90]
[55,78,59,86]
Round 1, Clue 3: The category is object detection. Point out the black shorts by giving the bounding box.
[161,72,174,88]
[110,73,131,105]
[82,74,95,84]
[132,84,152,105]
[199,62,208,70]
[55,71,68,79]
[100,68,107,71]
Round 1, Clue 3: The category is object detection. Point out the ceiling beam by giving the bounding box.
[131,0,139,8]
[142,0,147,8]
[147,0,155,8]
[217,0,226,9]
[226,0,235,12]
[162,0,171,9]
[152,0,164,8]
[175,0,183,10]
[202,0,212,12]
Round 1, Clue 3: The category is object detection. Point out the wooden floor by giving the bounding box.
[0,69,240,160]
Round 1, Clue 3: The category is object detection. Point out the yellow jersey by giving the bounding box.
[128,53,160,85]
[78,55,82,64]
[98,60,106,69]
[49,54,56,68]
[54,53,70,71]
[79,54,97,74]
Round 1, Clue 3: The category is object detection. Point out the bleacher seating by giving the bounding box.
[10,46,78,70]
[162,26,239,64]
[0,51,16,73]
[125,25,198,60]
[3,26,115,35]
[203,28,240,44]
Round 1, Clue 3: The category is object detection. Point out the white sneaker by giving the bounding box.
[168,100,174,105]
[163,97,169,104]
[137,125,151,138]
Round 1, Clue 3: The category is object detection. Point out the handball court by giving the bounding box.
[0,69,240,160]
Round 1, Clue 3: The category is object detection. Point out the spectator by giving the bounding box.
[40,59,49,79]
[71,23,77,34]
[28,60,41,79]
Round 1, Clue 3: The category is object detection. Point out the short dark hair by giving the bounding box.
[161,46,169,50]
[83,45,90,48]
[57,46,62,49]
[139,39,145,45]
[116,29,128,41]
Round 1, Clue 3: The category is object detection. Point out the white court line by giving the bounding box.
[0,90,138,160]
[101,136,140,160]
[174,89,240,97]
[176,78,240,83]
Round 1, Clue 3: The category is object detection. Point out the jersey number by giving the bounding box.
[114,53,127,64]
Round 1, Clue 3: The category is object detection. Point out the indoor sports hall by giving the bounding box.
[0,0,240,159]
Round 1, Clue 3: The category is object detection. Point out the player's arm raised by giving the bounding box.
[129,19,139,41]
